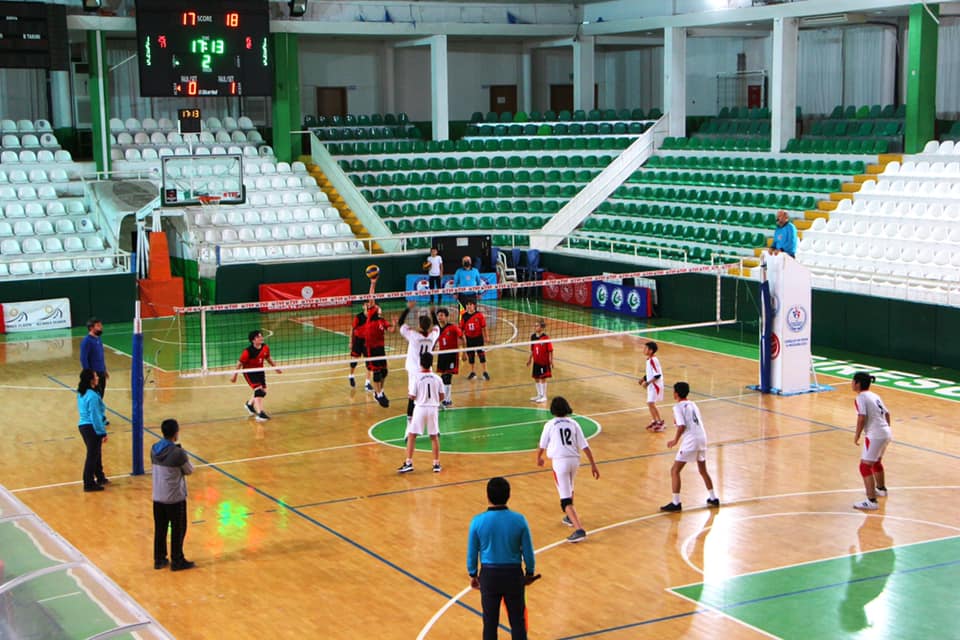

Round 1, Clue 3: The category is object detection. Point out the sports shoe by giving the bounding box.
[467,372,477,380]
[397,461,414,474]
[433,463,442,473]
[645,421,658,431]
[364,381,373,392]
[650,424,666,433]
[349,376,356,388]
[853,499,879,511]
[441,400,452,408]
[482,372,490,381]
[706,498,720,508]
[660,502,682,512]
[154,558,169,570]
[535,396,546,403]
[567,529,587,543]
[256,411,270,422]
[875,488,888,497]
[376,393,389,408]
[170,560,196,572]
[244,401,256,416]
[561,515,573,527]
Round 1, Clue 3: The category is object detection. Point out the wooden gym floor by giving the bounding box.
[1,319,958,639]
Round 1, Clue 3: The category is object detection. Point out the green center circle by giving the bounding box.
[368,406,601,454]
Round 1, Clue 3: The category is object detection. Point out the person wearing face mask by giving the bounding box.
[453,256,481,306]
[80,317,109,426]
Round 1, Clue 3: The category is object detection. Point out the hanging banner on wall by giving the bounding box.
[542,272,592,308]
[591,281,653,318]
[0,297,72,333]
[259,279,351,304]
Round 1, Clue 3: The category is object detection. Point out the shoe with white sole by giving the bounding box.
[853,499,879,511]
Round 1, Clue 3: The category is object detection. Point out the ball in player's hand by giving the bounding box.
[365,264,381,280]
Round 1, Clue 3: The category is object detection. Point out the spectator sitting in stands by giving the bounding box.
[770,210,798,258]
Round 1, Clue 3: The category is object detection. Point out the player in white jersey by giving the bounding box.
[852,372,893,511]
[640,341,666,431]
[660,382,719,512]
[397,352,445,474]
[536,397,599,543]
[397,301,440,427]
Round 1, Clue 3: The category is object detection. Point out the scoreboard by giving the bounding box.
[0,1,68,71]
[135,0,272,97]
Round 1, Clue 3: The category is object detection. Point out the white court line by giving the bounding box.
[415,485,960,639]
[667,588,780,640]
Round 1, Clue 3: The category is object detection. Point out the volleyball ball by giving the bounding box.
[365,264,381,279]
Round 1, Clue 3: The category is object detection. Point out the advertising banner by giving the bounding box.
[591,281,653,318]
[404,273,497,303]
[542,272,592,308]
[258,279,351,305]
[1,297,71,333]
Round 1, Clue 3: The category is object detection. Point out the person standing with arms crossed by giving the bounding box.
[152,418,195,571]
[453,256,482,306]
[80,317,109,425]
[851,372,892,511]
[467,476,540,640]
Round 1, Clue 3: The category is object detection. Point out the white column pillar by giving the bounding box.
[430,35,449,141]
[663,27,686,138]
[771,17,799,152]
[521,49,533,114]
[573,36,595,111]
[49,70,74,129]
[381,44,396,116]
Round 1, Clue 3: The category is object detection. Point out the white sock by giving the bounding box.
[540,382,547,397]
[673,493,681,505]
[348,373,354,379]
[445,384,451,400]
[433,459,439,465]
[708,489,717,500]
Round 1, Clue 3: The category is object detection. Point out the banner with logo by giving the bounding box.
[591,281,653,318]
[764,253,812,395]
[1,298,72,333]
[259,279,351,305]
[542,272,592,308]
[404,273,497,303]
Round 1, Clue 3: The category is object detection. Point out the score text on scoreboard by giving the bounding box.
[135,0,272,98]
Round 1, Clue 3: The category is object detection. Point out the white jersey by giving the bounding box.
[855,391,892,440]
[401,323,439,372]
[427,255,443,277]
[672,400,707,446]
[645,356,663,392]
[538,416,589,460]
[413,370,444,407]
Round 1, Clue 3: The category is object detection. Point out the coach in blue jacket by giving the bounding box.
[467,477,538,640]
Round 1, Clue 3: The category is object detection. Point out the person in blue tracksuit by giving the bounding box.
[467,477,539,640]
[79,317,109,425]
[76,369,108,492]
[771,209,798,258]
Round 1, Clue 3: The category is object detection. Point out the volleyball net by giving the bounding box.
[171,264,741,377]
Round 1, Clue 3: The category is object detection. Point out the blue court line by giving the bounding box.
[44,375,493,631]
[553,609,705,639]
[693,556,960,612]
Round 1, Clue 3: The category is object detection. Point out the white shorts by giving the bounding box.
[408,406,439,436]
[551,456,580,500]
[862,436,890,462]
[646,382,664,404]
[675,438,707,463]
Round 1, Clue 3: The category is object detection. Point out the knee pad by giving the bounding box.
[560,498,573,511]
[349,361,357,369]
[859,462,874,477]
[373,370,387,383]
[407,398,415,417]
[872,461,883,473]
[441,373,452,385]
[478,352,487,364]
[466,352,476,364]
[254,388,267,398]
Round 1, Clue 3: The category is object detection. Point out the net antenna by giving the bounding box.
[131,300,145,475]
[172,263,741,378]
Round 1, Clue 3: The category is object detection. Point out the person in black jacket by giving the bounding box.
[152,419,195,571]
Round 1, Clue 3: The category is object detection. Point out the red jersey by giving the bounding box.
[436,323,462,351]
[460,311,486,339]
[530,334,553,365]
[351,310,368,337]
[239,344,270,369]
[364,318,390,349]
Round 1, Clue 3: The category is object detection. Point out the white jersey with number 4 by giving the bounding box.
[855,391,891,440]
[538,416,589,460]
[413,371,444,407]
[401,324,439,373]
[672,400,707,447]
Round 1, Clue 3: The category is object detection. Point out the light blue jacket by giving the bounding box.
[77,389,106,435]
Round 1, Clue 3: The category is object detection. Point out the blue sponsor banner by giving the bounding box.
[404,273,498,303]
[591,281,652,318]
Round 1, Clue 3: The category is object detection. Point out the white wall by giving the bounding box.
[448,44,524,119]
[299,39,384,117]
[0,69,48,121]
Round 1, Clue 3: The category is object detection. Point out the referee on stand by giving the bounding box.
[467,477,540,640]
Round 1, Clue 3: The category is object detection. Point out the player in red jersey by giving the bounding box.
[364,302,395,408]
[526,319,553,403]
[348,301,374,392]
[434,307,465,407]
[230,330,281,421]
[460,300,490,381]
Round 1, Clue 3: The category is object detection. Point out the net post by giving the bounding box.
[131,301,145,476]
[715,264,722,326]
[200,307,208,373]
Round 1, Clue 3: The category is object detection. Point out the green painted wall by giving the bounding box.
[0,274,136,327]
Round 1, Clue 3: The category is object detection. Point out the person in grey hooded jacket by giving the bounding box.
[152,418,195,571]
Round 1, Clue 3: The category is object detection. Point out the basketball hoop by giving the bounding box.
[197,194,222,211]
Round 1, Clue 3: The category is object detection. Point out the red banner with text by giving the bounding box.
[259,279,351,306]
[542,272,592,308]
